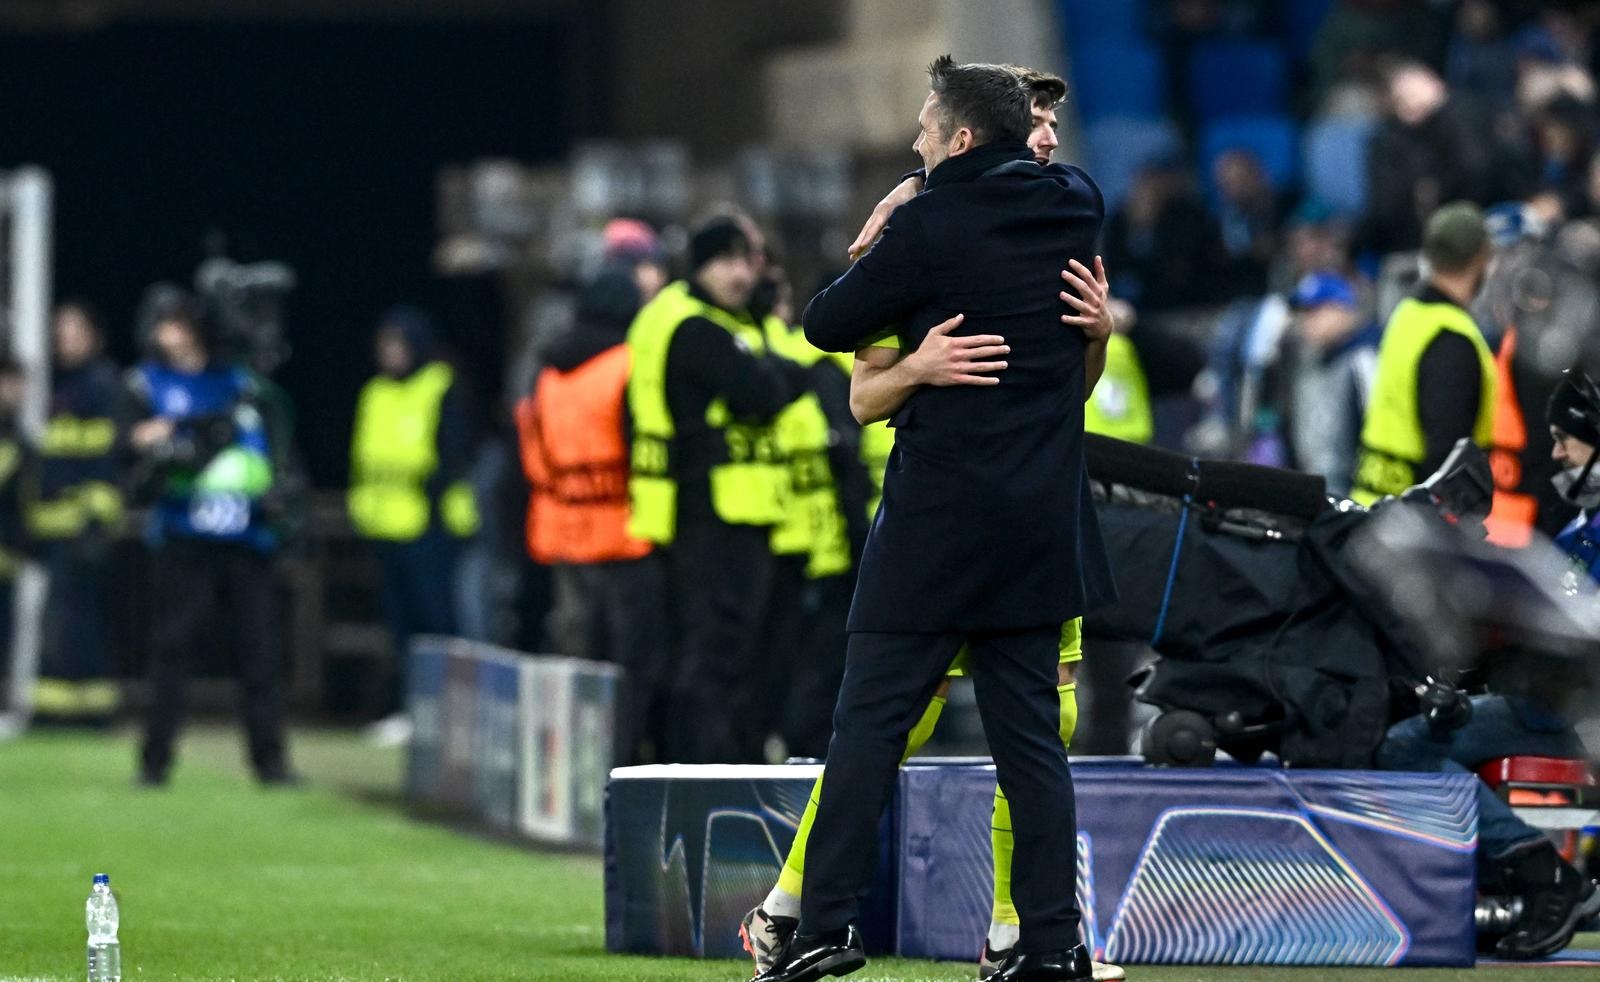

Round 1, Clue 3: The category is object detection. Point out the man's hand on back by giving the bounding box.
[849,175,924,260]
[1059,257,1112,342]
[902,314,1009,387]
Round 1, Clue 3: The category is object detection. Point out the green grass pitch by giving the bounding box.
[0,727,1591,981]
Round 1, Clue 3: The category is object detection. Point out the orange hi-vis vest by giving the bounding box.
[1486,327,1537,547]
[516,344,652,565]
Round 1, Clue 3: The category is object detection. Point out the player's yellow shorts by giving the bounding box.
[945,617,1082,677]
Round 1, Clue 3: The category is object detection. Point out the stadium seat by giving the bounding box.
[1186,40,1290,120]
[1284,0,1337,59]
[1083,116,1183,211]
[1201,114,1300,196]
[1070,41,1166,122]
[1057,0,1145,45]
[1302,115,1376,217]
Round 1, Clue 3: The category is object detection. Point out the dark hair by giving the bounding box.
[137,283,211,353]
[927,54,1032,146]
[1009,66,1068,109]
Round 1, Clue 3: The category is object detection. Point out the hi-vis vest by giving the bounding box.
[517,345,651,565]
[625,281,785,544]
[767,320,850,579]
[27,413,123,541]
[1353,295,1496,505]
[1084,334,1153,444]
[348,361,480,542]
[827,348,896,521]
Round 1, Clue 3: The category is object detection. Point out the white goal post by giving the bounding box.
[0,167,53,738]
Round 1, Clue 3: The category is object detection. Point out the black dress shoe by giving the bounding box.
[989,944,1093,981]
[752,924,866,982]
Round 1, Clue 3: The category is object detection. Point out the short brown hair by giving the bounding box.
[927,55,1032,146]
[1423,201,1489,273]
[1009,66,1067,109]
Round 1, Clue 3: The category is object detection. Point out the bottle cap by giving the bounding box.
[93,873,109,885]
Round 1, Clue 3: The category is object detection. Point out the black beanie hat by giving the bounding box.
[689,218,752,272]
[1547,370,1600,447]
[576,263,643,333]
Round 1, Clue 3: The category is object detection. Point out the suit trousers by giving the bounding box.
[801,625,1080,953]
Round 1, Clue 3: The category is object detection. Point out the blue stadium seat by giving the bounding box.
[1083,116,1184,211]
[1302,115,1376,217]
[1186,40,1289,120]
[1070,41,1166,121]
[1057,0,1144,44]
[1284,0,1337,59]
[1201,115,1300,195]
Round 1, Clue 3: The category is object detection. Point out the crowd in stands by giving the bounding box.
[1067,1,1600,513]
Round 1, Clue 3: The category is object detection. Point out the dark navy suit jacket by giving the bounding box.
[804,140,1116,633]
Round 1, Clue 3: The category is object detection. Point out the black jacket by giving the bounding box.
[804,141,1116,632]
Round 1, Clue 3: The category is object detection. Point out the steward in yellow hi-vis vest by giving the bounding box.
[349,308,477,717]
[764,316,852,580]
[1084,333,1153,444]
[624,217,802,764]
[30,303,125,723]
[1353,203,1497,505]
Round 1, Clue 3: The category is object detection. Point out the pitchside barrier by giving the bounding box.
[407,636,620,848]
[605,760,1479,967]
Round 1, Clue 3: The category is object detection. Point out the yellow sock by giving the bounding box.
[992,682,1077,927]
[776,694,947,899]
[776,774,823,897]
[903,694,946,763]
[1058,681,1078,748]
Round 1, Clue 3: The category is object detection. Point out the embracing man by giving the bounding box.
[753,57,1114,982]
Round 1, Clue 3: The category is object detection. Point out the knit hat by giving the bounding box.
[602,218,665,265]
[1548,370,1600,447]
[688,218,752,272]
[575,263,643,333]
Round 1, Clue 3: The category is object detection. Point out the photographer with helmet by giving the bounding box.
[1373,369,1600,960]
[1548,370,1600,589]
[124,285,296,787]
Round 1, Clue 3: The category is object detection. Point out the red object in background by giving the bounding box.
[1478,756,1598,862]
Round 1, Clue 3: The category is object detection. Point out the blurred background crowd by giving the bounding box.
[1,0,1599,775]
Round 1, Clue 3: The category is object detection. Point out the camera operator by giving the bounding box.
[1374,370,1600,959]
[124,286,296,787]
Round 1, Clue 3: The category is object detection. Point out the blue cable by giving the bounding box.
[1149,495,1192,647]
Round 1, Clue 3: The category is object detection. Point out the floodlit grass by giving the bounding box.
[0,727,1590,981]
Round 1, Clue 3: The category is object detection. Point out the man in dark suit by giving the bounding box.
[755,57,1114,982]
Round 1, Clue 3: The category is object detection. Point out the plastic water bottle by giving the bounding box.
[86,873,120,982]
